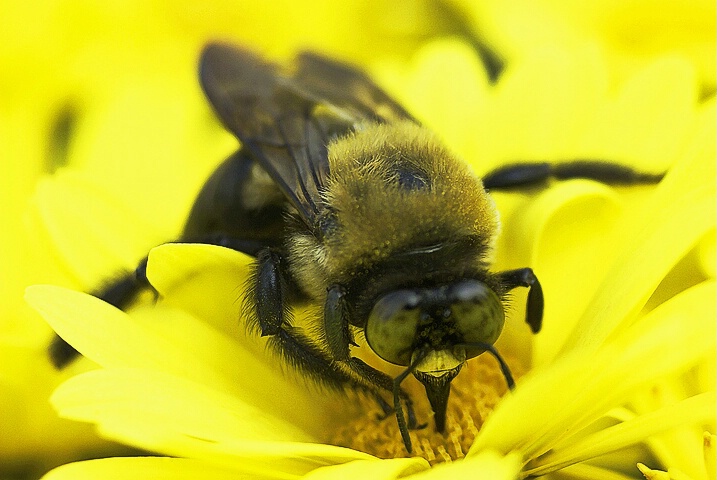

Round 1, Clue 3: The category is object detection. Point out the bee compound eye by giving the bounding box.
[365,290,422,366]
[449,281,506,358]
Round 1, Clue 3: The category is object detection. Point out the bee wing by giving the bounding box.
[200,43,329,225]
[199,43,414,229]
[294,52,416,124]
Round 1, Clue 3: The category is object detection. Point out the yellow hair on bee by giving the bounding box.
[288,120,499,297]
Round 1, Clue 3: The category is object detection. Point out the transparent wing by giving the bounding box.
[199,43,414,230]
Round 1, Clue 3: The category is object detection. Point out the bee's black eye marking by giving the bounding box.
[395,167,429,190]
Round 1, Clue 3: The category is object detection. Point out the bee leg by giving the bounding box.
[323,285,354,360]
[50,232,267,369]
[268,324,417,429]
[483,161,664,190]
[253,255,419,451]
[482,162,552,189]
[49,256,154,368]
[496,268,544,334]
[252,250,352,379]
[372,393,394,419]
[324,286,420,431]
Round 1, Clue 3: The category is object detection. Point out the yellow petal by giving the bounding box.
[51,368,314,444]
[705,433,716,480]
[471,281,715,461]
[582,56,697,169]
[32,172,165,288]
[407,450,522,480]
[561,462,647,480]
[25,285,335,438]
[559,98,716,354]
[399,38,491,168]
[630,378,711,478]
[302,458,428,480]
[525,392,715,477]
[145,243,253,337]
[42,457,252,480]
[697,230,716,279]
[637,463,675,480]
[510,180,621,365]
[490,43,608,161]
[50,372,372,476]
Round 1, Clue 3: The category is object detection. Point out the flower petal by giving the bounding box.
[524,392,715,477]
[507,179,622,364]
[489,43,608,161]
[25,284,337,439]
[144,243,253,337]
[302,458,428,480]
[581,56,697,169]
[559,97,716,354]
[397,38,491,168]
[407,451,522,480]
[705,433,716,480]
[50,369,373,476]
[50,368,314,444]
[42,457,253,480]
[557,462,644,480]
[471,280,715,465]
[32,172,166,288]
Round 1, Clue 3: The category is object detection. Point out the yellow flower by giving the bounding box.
[450,0,716,95]
[3,2,482,476]
[23,33,715,480]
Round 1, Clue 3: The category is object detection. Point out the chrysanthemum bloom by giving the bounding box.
[24,33,715,480]
[3,2,484,476]
[450,0,716,94]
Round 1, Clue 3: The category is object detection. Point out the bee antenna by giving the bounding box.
[459,343,515,390]
[392,349,428,453]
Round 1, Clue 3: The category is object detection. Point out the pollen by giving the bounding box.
[329,354,525,464]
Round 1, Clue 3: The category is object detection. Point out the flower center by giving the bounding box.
[329,354,525,464]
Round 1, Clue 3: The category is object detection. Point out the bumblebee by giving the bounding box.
[50,43,663,452]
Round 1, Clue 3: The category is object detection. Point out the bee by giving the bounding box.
[50,43,663,452]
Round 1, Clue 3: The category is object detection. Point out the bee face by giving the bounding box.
[365,280,506,367]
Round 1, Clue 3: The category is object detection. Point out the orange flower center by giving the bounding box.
[329,355,525,464]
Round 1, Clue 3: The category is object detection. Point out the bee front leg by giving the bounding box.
[253,248,289,336]
[250,249,352,384]
[251,249,406,406]
[496,268,544,334]
[323,285,354,359]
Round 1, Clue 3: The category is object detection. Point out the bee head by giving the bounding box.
[365,280,506,431]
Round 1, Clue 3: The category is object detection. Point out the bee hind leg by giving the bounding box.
[483,160,664,190]
[50,234,266,369]
[49,256,154,368]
